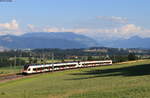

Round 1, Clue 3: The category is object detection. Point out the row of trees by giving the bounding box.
[0,57,26,67]
[0,48,140,67]
[86,53,137,63]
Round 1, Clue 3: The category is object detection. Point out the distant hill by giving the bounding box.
[97,36,150,49]
[0,32,98,49]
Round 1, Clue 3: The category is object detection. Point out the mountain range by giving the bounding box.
[100,36,150,49]
[0,32,98,49]
[0,32,149,49]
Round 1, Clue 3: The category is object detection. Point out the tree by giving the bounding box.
[28,57,33,64]
[128,53,137,61]
[33,58,38,64]
[87,56,93,61]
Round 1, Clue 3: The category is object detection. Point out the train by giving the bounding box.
[22,60,112,74]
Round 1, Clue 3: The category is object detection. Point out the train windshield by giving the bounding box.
[24,65,30,70]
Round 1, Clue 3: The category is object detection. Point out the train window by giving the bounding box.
[54,66,59,68]
[33,68,36,71]
[28,68,31,71]
[43,67,48,70]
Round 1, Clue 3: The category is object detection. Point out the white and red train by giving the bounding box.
[23,60,112,74]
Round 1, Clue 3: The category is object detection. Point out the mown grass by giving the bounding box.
[0,60,150,98]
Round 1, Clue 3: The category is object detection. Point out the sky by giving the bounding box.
[0,0,150,40]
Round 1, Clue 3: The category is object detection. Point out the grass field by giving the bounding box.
[0,60,150,98]
[0,66,22,76]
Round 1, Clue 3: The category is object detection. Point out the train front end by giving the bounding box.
[22,64,32,74]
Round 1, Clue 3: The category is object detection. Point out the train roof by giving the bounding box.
[24,60,112,67]
[24,61,78,67]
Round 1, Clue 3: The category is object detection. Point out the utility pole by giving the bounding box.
[113,55,116,63]
[14,55,16,68]
[43,52,45,65]
[19,50,22,66]
[40,53,42,64]
[29,51,32,64]
[52,52,54,71]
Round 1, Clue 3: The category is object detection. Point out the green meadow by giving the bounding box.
[0,60,150,98]
[0,66,22,76]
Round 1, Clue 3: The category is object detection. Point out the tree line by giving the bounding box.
[0,48,146,67]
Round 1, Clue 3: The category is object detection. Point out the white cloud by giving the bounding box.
[119,24,141,33]
[96,16,128,24]
[26,16,150,40]
[27,23,150,39]
[43,24,150,39]
[31,26,89,33]
[43,27,90,34]
[0,19,19,30]
[43,27,63,32]
[27,24,35,31]
[1,16,149,40]
[117,24,141,37]
[0,19,23,36]
[63,28,89,33]
[83,24,150,39]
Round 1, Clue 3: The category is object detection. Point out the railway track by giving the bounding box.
[0,67,88,82]
[0,74,25,82]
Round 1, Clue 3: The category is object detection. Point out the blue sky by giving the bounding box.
[0,0,150,39]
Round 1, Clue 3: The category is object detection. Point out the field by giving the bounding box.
[0,66,22,76]
[0,60,150,98]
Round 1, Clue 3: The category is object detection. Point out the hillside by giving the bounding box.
[0,60,150,98]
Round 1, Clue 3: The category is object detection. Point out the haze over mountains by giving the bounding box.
[0,32,149,49]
